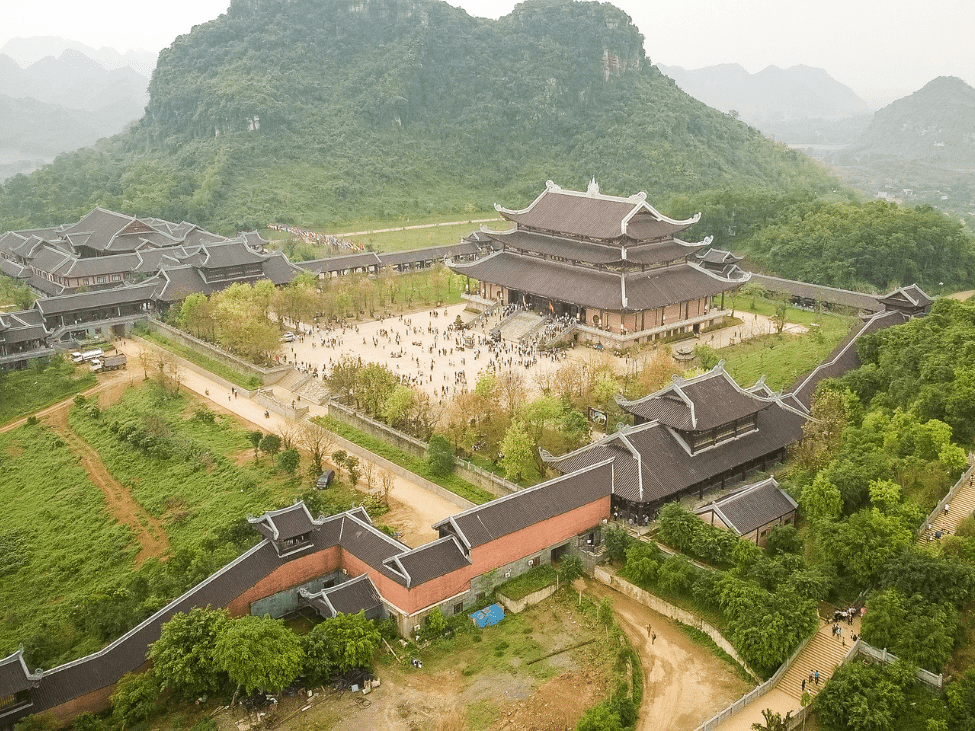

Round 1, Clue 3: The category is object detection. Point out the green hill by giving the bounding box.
[0,0,834,233]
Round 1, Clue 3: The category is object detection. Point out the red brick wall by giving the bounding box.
[43,662,150,724]
[225,545,341,616]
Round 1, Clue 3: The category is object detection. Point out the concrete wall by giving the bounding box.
[149,319,292,385]
[250,571,345,618]
[498,584,558,614]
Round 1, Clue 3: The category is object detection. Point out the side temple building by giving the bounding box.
[449,180,749,349]
[0,463,612,728]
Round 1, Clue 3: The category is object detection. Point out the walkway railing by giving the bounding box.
[917,459,974,538]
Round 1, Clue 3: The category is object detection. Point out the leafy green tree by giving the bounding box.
[765,524,803,556]
[752,708,792,731]
[558,555,584,585]
[278,447,300,477]
[303,611,381,682]
[576,702,624,731]
[823,508,914,587]
[500,419,538,482]
[815,660,913,731]
[621,541,661,586]
[861,589,957,671]
[879,550,975,608]
[248,431,263,464]
[603,525,632,564]
[150,607,230,698]
[214,615,304,694]
[345,455,360,487]
[111,670,162,726]
[259,433,282,466]
[427,434,455,476]
[801,472,842,521]
[945,668,975,731]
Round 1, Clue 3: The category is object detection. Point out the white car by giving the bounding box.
[281,332,295,343]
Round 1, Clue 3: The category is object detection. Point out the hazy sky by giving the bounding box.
[3,0,973,107]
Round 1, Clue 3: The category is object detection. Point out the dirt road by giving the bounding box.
[583,578,753,731]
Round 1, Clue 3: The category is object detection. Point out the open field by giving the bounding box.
[0,380,377,668]
[0,356,95,425]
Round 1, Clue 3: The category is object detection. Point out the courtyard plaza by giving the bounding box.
[276,303,807,403]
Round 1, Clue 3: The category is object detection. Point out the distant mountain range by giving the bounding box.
[0,48,150,180]
[0,36,156,77]
[826,76,975,222]
[657,63,871,126]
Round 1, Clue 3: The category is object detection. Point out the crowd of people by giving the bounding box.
[267,222,361,251]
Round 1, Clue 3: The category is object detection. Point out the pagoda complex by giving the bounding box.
[451,180,749,349]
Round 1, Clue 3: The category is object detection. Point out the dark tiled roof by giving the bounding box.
[392,537,471,586]
[695,477,797,535]
[0,258,29,279]
[196,242,268,269]
[787,310,909,409]
[0,651,39,695]
[450,253,741,312]
[248,502,320,541]
[487,229,625,264]
[261,253,303,286]
[338,513,410,585]
[879,284,934,309]
[298,252,382,273]
[624,240,709,266]
[27,274,65,297]
[498,183,696,242]
[747,273,882,312]
[34,283,157,315]
[553,399,808,505]
[326,575,383,615]
[433,461,613,548]
[695,248,742,265]
[51,253,140,277]
[618,365,770,430]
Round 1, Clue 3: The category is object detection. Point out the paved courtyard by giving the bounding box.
[277,303,806,404]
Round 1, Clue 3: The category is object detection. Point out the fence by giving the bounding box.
[917,459,975,537]
[856,642,944,690]
[593,567,761,682]
[255,388,309,421]
[148,319,293,386]
[327,399,519,497]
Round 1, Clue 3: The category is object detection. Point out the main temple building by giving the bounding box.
[451,180,749,349]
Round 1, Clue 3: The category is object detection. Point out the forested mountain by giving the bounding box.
[658,63,870,126]
[0,0,971,292]
[828,77,975,222]
[0,0,833,233]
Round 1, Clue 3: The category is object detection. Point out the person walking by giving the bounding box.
[802,678,806,693]
[814,670,820,685]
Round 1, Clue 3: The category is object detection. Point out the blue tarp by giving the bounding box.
[470,603,505,628]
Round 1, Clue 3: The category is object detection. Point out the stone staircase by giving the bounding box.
[778,619,858,702]
[499,312,545,343]
[919,470,975,541]
[272,368,310,393]
[296,378,331,405]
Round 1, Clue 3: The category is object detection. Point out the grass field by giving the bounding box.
[0,357,96,426]
[0,382,374,668]
[0,422,137,661]
[137,330,261,390]
[315,415,495,504]
[720,302,856,391]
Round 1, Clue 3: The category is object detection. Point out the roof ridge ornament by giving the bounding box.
[587,177,599,196]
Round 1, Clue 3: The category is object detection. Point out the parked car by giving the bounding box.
[281,332,295,343]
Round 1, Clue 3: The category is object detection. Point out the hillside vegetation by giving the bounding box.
[0,0,833,234]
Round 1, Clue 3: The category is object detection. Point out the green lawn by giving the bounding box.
[0,357,96,426]
[0,423,136,661]
[314,415,495,504]
[137,330,262,390]
[719,304,855,391]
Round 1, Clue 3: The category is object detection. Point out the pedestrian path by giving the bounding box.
[778,616,859,702]
[710,615,858,731]
[919,470,975,541]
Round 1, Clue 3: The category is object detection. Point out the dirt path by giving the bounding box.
[43,378,171,566]
[583,578,753,731]
[0,368,130,434]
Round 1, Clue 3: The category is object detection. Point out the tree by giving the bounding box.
[861,589,957,671]
[345,455,360,487]
[300,421,333,475]
[765,524,803,556]
[213,615,304,694]
[945,668,975,731]
[801,473,842,522]
[500,419,538,482]
[814,660,912,731]
[303,611,381,682]
[576,702,624,731]
[137,347,153,381]
[279,447,300,477]
[248,430,263,464]
[111,669,161,726]
[823,508,913,586]
[558,555,584,585]
[603,525,632,564]
[259,433,282,466]
[149,607,230,698]
[752,708,792,731]
[427,434,455,476]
